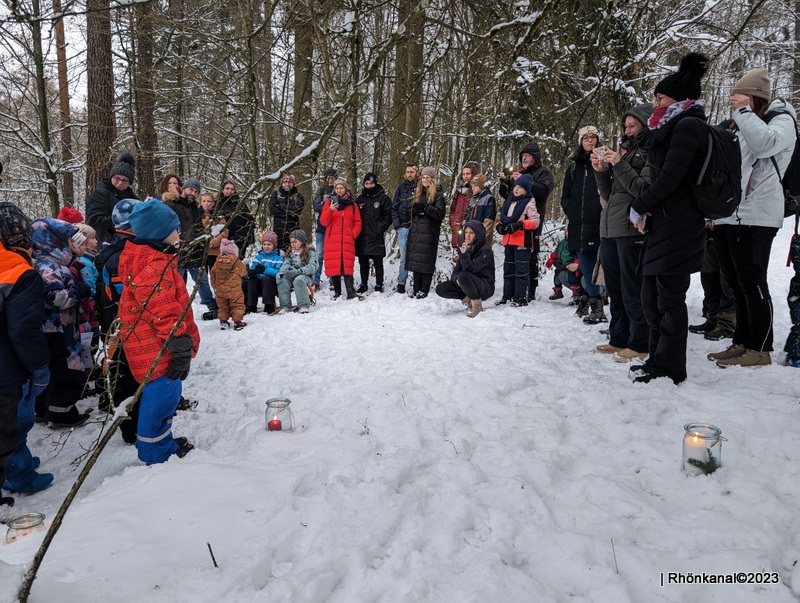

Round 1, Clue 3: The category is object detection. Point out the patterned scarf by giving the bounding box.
[648,99,705,130]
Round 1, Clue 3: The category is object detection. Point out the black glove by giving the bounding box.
[507,221,523,233]
[255,264,266,274]
[247,269,258,279]
[413,202,427,215]
[165,334,194,381]
[73,281,92,299]
[496,222,508,235]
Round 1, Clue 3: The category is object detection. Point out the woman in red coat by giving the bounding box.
[320,179,362,300]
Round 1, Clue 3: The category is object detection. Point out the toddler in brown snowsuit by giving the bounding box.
[210,239,248,330]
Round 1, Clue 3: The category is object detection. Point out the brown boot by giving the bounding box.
[467,298,482,318]
[716,349,771,368]
[707,344,744,361]
[461,296,470,307]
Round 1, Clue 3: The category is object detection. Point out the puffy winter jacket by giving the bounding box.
[498,193,540,248]
[451,220,495,300]
[715,98,797,228]
[321,195,362,276]
[448,184,472,247]
[269,187,305,249]
[210,253,247,301]
[250,249,284,279]
[0,243,49,391]
[561,152,602,253]
[356,184,392,257]
[498,140,555,223]
[277,249,318,280]
[631,104,707,276]
[117,240,200,382]
[85,179,139,244]
[405,186,446,274]
[97,230,135,330]
[391,179,417,229]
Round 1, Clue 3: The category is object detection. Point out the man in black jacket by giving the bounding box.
[86,151,139,244]
[391,164,419,294]
[499,141,554,300]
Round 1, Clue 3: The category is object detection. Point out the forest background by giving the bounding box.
[0,0,798,238]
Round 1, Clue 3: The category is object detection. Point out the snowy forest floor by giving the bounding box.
[1,222,799,602]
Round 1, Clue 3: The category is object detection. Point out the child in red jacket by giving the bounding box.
[118,200,201,464]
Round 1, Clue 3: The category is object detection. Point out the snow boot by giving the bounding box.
[174,437,194,459]
[575,295,590,317]
[549,286,563,300]
[3,472,54,494]
[396,283,406,294]
[202,309,218,321]
[567,285,582,305]
[461,296,470,307]
[526,287,536,302]
[233,321,247,331]
[689,319,714,334]
[716,349,772,368]
[0,490,13,508]
[704,326,734,341]
[344,276,365,300]
[494,297,510,306]
[583,297,607,324]
[511,298,528,307]
[245,305,258,314]
[356,283,368,294]
[176,396,198,411]
[219,319,230,330]
[466,299,483,318]
[374,284,383,293]
[707,344,745,361]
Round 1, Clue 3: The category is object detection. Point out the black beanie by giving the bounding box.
[109,151,136,184]
[654,52,709,101]
[363,172,377,185]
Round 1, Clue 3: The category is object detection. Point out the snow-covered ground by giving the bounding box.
[1,221,799,602]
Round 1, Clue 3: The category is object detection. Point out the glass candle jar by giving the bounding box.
[682,423,723,476]
[265,398,294,432]
[5,513,46,544]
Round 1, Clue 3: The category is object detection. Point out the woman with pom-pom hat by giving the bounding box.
[627,52,710,384]
[85,151,139,243]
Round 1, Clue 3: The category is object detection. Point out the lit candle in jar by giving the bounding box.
[268,414,282,431]
[682,423,722,475]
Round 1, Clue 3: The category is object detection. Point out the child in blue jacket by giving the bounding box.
[246,230,284,314]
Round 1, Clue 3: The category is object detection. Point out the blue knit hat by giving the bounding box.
[514,173,534,194]
[128,199,181,241]
[111,198,142,231]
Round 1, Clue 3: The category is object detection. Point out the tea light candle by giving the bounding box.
[268,414,282,431]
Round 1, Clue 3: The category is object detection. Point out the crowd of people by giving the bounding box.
[1,52,798,507]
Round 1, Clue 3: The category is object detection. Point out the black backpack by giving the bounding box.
[763,108,800,217]
[690,120,742,220]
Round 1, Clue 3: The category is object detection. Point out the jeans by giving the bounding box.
[503,245,531,301]
[314,231,325,285]
[577,249,602,298]
[641,273,691,382]
[396,227,409,286]
[180,267,216,309]
[715,224,778,351]
[602,237,647,352]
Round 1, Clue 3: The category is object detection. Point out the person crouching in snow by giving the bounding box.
[277,229,318,314]
[246,230,283,314]
[495,173,540,307]
[118,200,200,464]
[210,238,248,330]
[435,220,495,317]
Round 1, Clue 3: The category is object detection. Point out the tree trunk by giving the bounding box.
[52,0,74,207]
[293,6,315,236]
[133,1,158,197]
[86,0,116,197]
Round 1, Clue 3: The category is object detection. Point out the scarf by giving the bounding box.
[499,193,532,225]
[648,99,706,130]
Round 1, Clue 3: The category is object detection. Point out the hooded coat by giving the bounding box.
[321,194,362,276]
[210,253,248,301]
[561,150,603,253]
[405,185,446,274]
[355,184,392,257]
[499,141,555,222]
[596,103,653,239]
[31,218,83,371]
[631,104,707,276]
[451,220,495,300]
[117,240,200,382]
[85,179,139,244]
[269,187,305,249]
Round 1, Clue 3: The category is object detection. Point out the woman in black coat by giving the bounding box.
[405,167,446,298]
[268,175,305,249]
[355,172,392,293]
[217,181,254,260]
[628,52,709,384]
[435,220,495,317]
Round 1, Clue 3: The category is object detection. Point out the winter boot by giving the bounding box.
[356,283,368,294]
[511,298,528,307]
[374,284,383,293]
[344,276,365,300]
[0,490,13,508]
[219,319,230,330]
[704,326,734,341]
[396,283,406,294]
[549,286,563,300]
[174,437,194,459]
[494,297,510,306]
[526,287,537,302]
[568,286,583,305]
[716,349,772,368]
[575,295,590,317]
[707,344,745,361]
[583,297,607,324]
[461,296,470,307]
[3,472,54,494]
[245,305,258,314]
[233,321,247,331]
[689,319,715,334]
[202,309,218,321]
[467,299,483,318]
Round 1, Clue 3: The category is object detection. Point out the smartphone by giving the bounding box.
[640,214,648,232]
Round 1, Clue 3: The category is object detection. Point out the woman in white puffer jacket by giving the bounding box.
[710,68,796,367]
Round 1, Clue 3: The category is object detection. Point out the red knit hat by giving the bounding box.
[57,206,84,224]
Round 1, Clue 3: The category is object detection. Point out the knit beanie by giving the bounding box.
[281,174,297,186]
[70,230,88,247]
[0,202,33,250]
[290,229,308,244]
[261,230,278,248]
[731,67,771,101]
[219,238,239,256]
[363,172,378,184]
[514,173,534,194]
[577,126,599,143]
[654,52,709,101]
[109,151,136,184]
[57,206,84,224]
[111,198,142,231]
[324,168,338,179]
[470,173,488,189]
[421,166,437,179]
[184,177,202,193]
[128,199,181,242]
